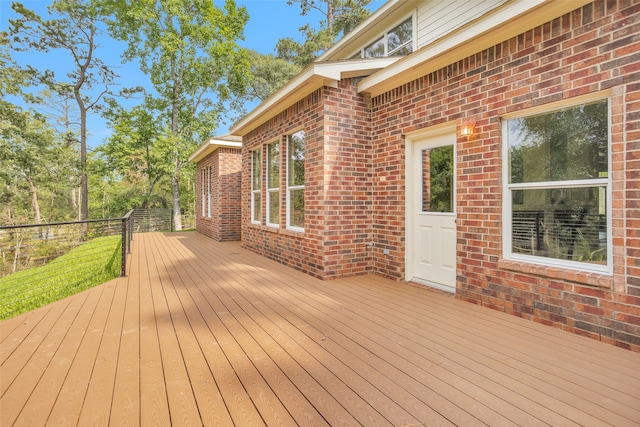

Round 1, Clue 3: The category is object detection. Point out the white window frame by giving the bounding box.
[200,168,206,217]
[286,130,305,232]
[501,92,612,274]
[266,140,280,228]
[206,166,212,218]
[251,148,262,224]
[358,14,415,58]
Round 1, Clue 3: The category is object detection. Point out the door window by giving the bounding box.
[421,145,454,213]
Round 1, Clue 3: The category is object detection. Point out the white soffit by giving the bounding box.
[230,57,400,136]
[358,0,593,97]
[189,135,242,163]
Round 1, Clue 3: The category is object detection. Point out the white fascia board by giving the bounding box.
[188,137,242,163]
[230,57,400,136]
[358,0,592,97]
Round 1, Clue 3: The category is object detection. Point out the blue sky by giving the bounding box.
[1,0,384,147]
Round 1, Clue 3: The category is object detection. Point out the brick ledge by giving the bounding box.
[246,223,305,238]
[498,259,613,289]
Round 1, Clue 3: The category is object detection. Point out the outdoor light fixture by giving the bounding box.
[460,119,476,137]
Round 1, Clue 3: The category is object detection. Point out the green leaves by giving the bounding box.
[6,0,118,221]
[246,50,302,101]
[277,0,373,67]
[0,104,78,223]
[103,0,250,229]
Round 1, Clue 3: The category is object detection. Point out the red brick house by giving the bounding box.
[194,0,640,351]
[190,135,242,241]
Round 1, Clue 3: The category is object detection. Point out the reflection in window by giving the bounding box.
[421,145,453,213]
[512,187,607,263]
[200,168,206,217]
[287,130,305,230]
[506,100,609,268]
[361,17,413,58]
[509,102,608,184]
[206,166,212,218]
[266,141,280,227]
[387,18,413,56]
[251,149,261,224]
[364,37,384,58]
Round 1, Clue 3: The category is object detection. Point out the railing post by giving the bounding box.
[129,210,134,247]
[121,217,127,277]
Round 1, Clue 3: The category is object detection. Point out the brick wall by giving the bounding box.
[322,79,374,278]
[242,90,328,278]
[195,147,242,241]
[218,148,243,241]
[242,80,374,279]
[370,0,640,350]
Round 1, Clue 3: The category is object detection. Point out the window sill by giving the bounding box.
[498,259,613,289]
[247,222,305,238]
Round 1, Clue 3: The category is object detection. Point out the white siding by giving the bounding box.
[416,0,508,49]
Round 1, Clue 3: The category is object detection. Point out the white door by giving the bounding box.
[407,133,456,293]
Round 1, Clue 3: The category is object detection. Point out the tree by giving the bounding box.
[242,0,373,103]
[103,0,250,230]
[276,0,373,67]
[6,0,116,221]
[1,107,76,224]
[245,50,302,102]
[101,97,173,208]
[0,33,28,98]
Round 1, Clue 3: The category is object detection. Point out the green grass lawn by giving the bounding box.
[0,235,122,320]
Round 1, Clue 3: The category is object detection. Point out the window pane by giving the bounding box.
[388,18,412,53]
[364,37,384,58]
[201,169,205,216]
[268,191,279,225]
[252,149,261,190]
[289,131,305,187]
[389,43,412,57]
[252,192,261,223]
[289,189,304,229]
[512,187,607,264]
[421,145,453,213]
[509,101,608,183]
[267,142,280,189]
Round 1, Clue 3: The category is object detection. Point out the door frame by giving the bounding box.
[405,122,457,292]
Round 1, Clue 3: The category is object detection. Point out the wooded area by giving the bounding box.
[1,0,373,228]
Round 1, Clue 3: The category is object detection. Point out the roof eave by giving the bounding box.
[188,136,242,163]
[230,57,400,136]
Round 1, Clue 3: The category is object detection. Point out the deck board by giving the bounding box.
[137,240,171,426]
[77,273,127,426]
[47,282,117,426]
[1,231,639,426]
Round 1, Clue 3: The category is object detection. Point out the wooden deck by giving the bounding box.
[1,232,639,427]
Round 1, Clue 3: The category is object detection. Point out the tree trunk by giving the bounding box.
[72,29,93,223]
[79,105,88,221]
[327,0,334,31]
[77,187,82,221]
[12,234,24,274]
[27,177,42,224]
[71,187,77,212]
[172,173,182,231]
[170,56,183,231]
